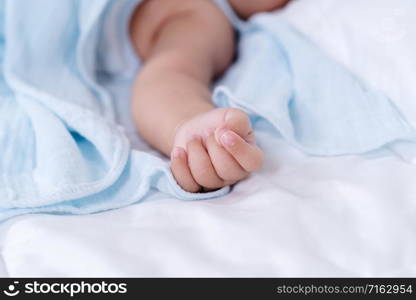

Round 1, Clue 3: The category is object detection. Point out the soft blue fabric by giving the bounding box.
[213,13,416,155]
[0,0,231,221]
[0,0,414,221]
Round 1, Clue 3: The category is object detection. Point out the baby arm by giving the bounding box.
[130,0,263,192]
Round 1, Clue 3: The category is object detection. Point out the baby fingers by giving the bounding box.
[204,133,248,182]
[170,147,201,193]
[186,136,227,190]
[217,129,263,172]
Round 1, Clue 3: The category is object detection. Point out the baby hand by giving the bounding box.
[170,108,263,192]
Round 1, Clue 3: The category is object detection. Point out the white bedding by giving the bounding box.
[1,0,415,277]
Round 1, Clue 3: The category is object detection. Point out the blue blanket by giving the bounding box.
[0,0,414,221]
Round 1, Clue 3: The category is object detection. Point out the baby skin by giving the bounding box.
[130,0,289,192]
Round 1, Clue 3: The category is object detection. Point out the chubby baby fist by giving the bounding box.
[170,108,263,192]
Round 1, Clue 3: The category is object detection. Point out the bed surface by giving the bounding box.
[0,0,415,277]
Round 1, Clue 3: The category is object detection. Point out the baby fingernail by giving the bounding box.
[221,131,236,146]
[171,147,183,159]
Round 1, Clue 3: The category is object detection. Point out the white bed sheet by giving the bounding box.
[0,0,415,277]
